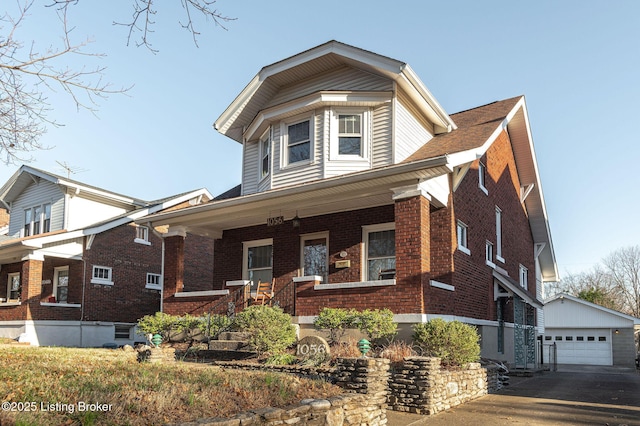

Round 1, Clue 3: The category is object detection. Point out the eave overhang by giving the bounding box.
[444,97,558,283]
[140,155,453,237]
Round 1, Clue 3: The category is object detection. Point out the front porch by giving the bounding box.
[0,255,84,323]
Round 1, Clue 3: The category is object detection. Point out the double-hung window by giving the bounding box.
[478,162,488,194]
[338,113,362,155]
[486,241,495,267]
[91,265,113,285]
[495,207,503,262]
[286,119,311,165]
[363,224,395,281]
[330,109,369,161]
[519,265,528,289]
[243,239,273,291]
[456,220,470,255]
[260,132,270,178]
[23,203,51,236]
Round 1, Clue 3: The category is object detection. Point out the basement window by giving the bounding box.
[114,325,132,340]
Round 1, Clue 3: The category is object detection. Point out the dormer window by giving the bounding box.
[338,113,362,155]
[330,108,369,161]
[286,119,311,165]
[260,132,270,179]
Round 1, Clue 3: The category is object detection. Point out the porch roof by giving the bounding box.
[139,155,453,238]
[493,269,543,309]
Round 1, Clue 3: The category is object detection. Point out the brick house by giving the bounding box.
[0,165,213,347]
[143,41,558,367]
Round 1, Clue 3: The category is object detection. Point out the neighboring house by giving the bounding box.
[544,293,640,367]
[0,166,213,347]
[142,41,558,367]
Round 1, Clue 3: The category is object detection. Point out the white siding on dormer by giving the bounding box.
[8,179,64,237]
[242,141,260,195]
[394,91,434,163]
[66,195,130,231]
[272,112,323,189]
[266,67,393,108]
[372,104,393,167]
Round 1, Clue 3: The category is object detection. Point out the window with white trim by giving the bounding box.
[456,220,470,255]
[285,118,311,165]
[91,265,113,285]
[135,225,150,244]
[519,264,528,289]
[485,241,495,267]
[478,162,488,194]
[363,223,395,281]
[53,266,69,303]
[243,239,273,291]
[260,131,270,179]
[146,273,162,290]
[495,207,503,262]
[7,273,20,301]
[330,109,370,161]
[23,203,51,237]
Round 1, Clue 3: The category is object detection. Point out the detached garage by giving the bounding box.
[544,293,640,367]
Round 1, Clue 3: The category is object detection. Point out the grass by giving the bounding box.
[0,347,343,425]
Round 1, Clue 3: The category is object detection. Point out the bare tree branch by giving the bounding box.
[1,1,131,165]
[50,0,235,52]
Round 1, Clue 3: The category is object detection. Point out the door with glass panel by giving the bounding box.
[54,266,69,303]
[301,234,328,283]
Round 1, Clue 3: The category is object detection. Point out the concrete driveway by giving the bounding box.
[387,365,640,425]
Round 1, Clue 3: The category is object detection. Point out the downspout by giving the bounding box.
[147,223,165,313]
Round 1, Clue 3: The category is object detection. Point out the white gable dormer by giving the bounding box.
[216,41,456,196]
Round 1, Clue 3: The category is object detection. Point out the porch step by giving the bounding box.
[208,340,250,351]
[217,332,251,341]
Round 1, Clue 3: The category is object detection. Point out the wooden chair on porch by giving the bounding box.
[253,279,275,306]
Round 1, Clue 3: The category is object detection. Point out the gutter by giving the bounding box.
[144,154,451,224]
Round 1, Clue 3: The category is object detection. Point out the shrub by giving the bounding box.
[412,318,480,366]
[233,305,297,356]
[137,312,179,342]
[356,308,397,343]
[313,307,358,345]
[378,341,416,363]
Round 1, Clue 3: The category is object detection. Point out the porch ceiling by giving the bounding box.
[144,159,452,237]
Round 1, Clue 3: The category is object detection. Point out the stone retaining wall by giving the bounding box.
[175,356,497,424]
[388,356,497,415]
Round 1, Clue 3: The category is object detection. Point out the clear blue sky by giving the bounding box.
[2,0,639,278]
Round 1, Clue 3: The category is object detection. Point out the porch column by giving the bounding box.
[393,193,430,314]
[163,229,186,302]
[22,255,44,320]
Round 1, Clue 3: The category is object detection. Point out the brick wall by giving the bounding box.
[82,224,162,323]
[449,130,536,323]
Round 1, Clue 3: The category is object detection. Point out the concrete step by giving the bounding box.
[208,340,250,351]
[217,331,250,341]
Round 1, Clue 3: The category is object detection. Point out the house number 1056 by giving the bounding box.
[296,336,330,357]
[296,343,326,356]
[267,216,284,226]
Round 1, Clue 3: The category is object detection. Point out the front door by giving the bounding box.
[301,233,328,283]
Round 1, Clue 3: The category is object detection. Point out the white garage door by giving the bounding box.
[546,329,612,365]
